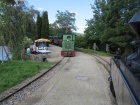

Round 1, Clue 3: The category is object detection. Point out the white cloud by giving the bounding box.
[37,8,44,11]
[70,11,79,15]
[76,26,87,34]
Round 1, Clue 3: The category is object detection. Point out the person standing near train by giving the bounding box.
[26,47,31,54]
[116,48,121,55]
[33,43,37,54]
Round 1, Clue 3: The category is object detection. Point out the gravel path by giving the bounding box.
[47,44,63,62]
[18,52,114,105]
[0,45,116,105]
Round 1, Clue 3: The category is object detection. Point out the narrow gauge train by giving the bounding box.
[49,36,62,46]
[109,11,140,105]
[61,34,76,57]
[49,36,54,44]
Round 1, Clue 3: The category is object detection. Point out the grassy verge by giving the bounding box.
[0,60,56,93]
[76,48,113,57]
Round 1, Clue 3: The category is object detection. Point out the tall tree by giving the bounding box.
[102,0,136,47]
[41,11,49,38]
[85,0,138,53]
[84,0,107,49]
[54,10,76,35]
[0,0,38,59]
[25,6,38,40]
[4,0,15,5]
[36,13,42,38]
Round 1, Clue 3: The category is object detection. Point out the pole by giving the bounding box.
[93,43,96,50]
[2,46,3,63]
[106,44,109,53]
[66,23,68,34]
[3,46,10,60]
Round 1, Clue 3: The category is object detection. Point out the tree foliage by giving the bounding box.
[50,10,76,35]
[0,0,38,59]
[36,13,42,38]
[41,11,49,38]
[75,36,86,48]
[84,0,138,53]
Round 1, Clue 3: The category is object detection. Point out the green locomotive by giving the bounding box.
[61,34,76,57]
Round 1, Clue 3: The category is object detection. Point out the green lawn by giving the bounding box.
[76,48,113,57]
[0,60,56,93]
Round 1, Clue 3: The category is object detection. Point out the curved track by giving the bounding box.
[0,57,71,105]
[91,54,110,73]
[0,49,112,105]
[77,50,111,73]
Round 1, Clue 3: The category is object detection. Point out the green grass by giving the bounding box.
[0,60,56,93]
[76,48,113,57]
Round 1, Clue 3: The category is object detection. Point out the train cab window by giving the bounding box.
[67,36,71,41]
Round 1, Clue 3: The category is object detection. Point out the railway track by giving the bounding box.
[77,50,118,105]
[77,50,111,73]
[0,49,111,105]
[91,54,110,73]
[0,57,70,105]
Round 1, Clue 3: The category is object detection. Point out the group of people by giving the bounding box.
[26,43,37,54]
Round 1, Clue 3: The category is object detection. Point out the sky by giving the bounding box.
[27,0,95,34]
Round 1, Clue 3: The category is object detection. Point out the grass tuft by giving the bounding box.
[76,48,113,57]
[0,60,56,93]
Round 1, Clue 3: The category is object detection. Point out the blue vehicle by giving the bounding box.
[35,38,51,54]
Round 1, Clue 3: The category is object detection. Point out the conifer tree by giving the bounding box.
[41,11,49,38]
[36,13,42,38]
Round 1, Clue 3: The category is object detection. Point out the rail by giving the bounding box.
[76,49,111,73]
[0,57,68,104]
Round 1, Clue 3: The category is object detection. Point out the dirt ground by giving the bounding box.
[47,44,63,62]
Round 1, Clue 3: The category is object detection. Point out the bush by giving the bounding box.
[75,36,86,48]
